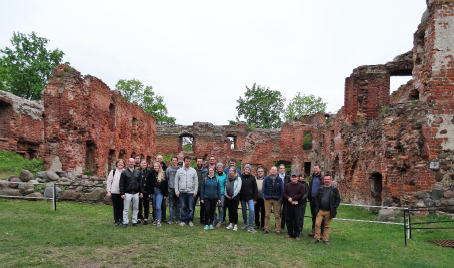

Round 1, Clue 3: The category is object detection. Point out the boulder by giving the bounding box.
[444,190,454,199]
[75,186,83,192]
[19,183,35,195]
[431,189,444,200]
[37,171,48,179]
[36,178,46,183]
[0,188,21,197]
[81,175,88,180]
[377,209,399,222]
[58,178,72,186]
[19,170,35,182]
[46,171,60,181]
[25,192,44,201]
[440,199,454,207]
[29,180,39,184]
[55,171,68,178]
[44,186,62,198]
[8,176,22,188]
[414,191,430,199]
[84,188,107,201]
[61,190,81,200]
[0,180,10,189]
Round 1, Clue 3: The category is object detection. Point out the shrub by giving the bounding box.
[0,151,44,179]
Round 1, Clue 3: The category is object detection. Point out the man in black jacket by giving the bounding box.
[120,158,143,228]
[312,172,340,245]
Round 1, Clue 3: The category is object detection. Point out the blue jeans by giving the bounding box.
[216,195,225,222]
[179,192,194,223]
[153,188,163,221]
[241,199,255,228]
[169,189,180,222]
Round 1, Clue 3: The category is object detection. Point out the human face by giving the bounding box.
[171,157,178,167]
[116,160,125,169]
[134,156,140,164]
[178,154,184,162]
[244,168,250,175]
[196,159,203,169]
[184,158,191,168]
[270,167,277,175]
[140,160,147,169]
[299,175,305,181]
[291,176,298,184]
[257,169,265,178]
[209,157,216,165]
[154,163,160,172]
[314,165,321,174]
[229,161,235,167]
[228,167,236,177]
[128,158,135,169]
[157,155,163,163]
[279,166,285,174]
[217,165,223,173]
[324,176,332,187]
[208,168,215,176]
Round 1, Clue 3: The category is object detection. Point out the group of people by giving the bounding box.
[106,153,340,244]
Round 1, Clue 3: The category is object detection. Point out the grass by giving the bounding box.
[0,199,452,267]
[0,151,44,180]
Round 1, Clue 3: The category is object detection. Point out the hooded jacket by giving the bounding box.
[240,174,258,201]
[175,166,199,195]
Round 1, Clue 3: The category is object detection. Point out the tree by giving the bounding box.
[284,92,327,121]
[236,83,285,129]
[115,78,176,125]
[0,32,67,100]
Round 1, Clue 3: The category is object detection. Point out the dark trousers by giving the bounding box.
[300,202,307,233]
[285,203,302,237]
[203,198,217,225]
[254,198,265,228]
[138,195,150,220]
[280,202,286,230]
[193,192,205,223]
[224,195,240,224]
[111,193,124,223]
[310,198,324,234]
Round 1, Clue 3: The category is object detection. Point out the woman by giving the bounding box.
[139,159,153,225]
[106,159,125,226]
[201,167,221,230]
[215,163,227,228]
[224,166,242,231]
[152,162,168,227]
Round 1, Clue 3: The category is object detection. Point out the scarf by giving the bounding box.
[225,176,237,196]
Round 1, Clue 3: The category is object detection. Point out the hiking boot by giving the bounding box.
[247,227,257,233]
[241,225,248,230]
[137,219,142,224]
[324,241,330,245]
[312,238,319,243]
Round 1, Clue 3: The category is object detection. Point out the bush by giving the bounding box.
[0,151,44,179]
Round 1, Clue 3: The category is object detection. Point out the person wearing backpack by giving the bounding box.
[106,159,125,226]
[201,167,221,230]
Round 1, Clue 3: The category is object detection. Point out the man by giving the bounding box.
[261,166,284,235]
[206,155,217,169]
[240,164,258,233]
[278,164,290,231]
[308,164,324,237]
[312,172,340,245]
[166,156,181,224]
[175,156,198,227]
[134,155,141,169]
[156,154,167,222]
[134,154,145,223]
[298,173,309,235]
[194,157,207,224]
[177,153,184,168]
[224,158,242,177]
[254,167,266,230]
[283,173,306,241]
[119,158,143,228]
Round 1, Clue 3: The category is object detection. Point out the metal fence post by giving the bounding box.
[52,183,56,211]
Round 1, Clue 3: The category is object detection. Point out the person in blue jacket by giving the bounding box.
[201,167,221,230]
[261,166,284,235]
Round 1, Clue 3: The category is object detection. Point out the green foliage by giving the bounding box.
[0,31,67,100]
[303,132,312,150]
[155,153,174,165]
[247,122,256,131]
[183,144,193,151]
[115,78,176,125]
[34,184,46,193]
[236,161,242,170]
[228,120,236,125]
[379,106,389,116]
[0,151,44,179]
[284,92,327,121]
[236,83,285,129]
[273,160,291,175]
[84,169,94,176]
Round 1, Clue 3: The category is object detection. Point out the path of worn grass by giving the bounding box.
[0,199,452,267]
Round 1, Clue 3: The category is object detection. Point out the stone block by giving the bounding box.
[61,190,81,200]
[56,171,68,178]
[414,191,430,199]
[46,171,60,181]
[444,190,454,199]
[37,171,47,179]
[19,183,35,195]
[19,170,34,182]
[377,209,398,222]
[0,180,10,189]
[25,192,44,201]
[431,189,444,200]
[44,186,62,198]
[0,188,21,197]
[83,188,107,201]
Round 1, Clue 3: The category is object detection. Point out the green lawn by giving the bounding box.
[0,199,452,268]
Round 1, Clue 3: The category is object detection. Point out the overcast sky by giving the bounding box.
[1,0,427,125]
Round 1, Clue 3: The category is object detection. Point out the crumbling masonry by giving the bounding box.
[0,0,453,208]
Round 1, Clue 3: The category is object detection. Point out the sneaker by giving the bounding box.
[189,221,194,227]
[137,219,142,224]
[179,222,186,227]
[233,225,238,231]
[114,221,120,226]
[241,225,248,230]
[295,237,301,241]
[122,224,128,228]
[167,221,173,225]
[324,241,330,245]
[262,230,269,234]
[152,220,157,226]
[209,225,214,230]
[143,220,148,225]
[276,232,282,236]
[247,227,257,233]
[226,224,233,230]
[204,225,209,230]
[132,223,138,227]
[157,221,162,227]
[308,229,315,237]
[312,238,319,243]
[216,222,223,228]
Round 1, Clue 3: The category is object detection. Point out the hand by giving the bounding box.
[253,201,257,205]
[176,194,179,198]
[193,193,197,198]
[164,196,167,199]
[140,193,143,198]
[201,200,204,203]
[288,198,293,203]
[121,195,125,200]
[169,190,171,193]
[107,192,111,197]
[218,200,221,204]
[292,201,296,205]
[148,194,151,198]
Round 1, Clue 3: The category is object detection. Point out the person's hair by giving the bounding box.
[154,162,165,182]
[140,159,147,164]
[209,155,216,160]
[171,156,178,161]
[183,156,192,161]
[115,159,125,167]
[257,167,264,172]
[208,167,215,172]
[298,173,304,177]
[229,158,236,163]
[134,154,140,159]
[314,163,320,168]
[279,164,286,169]
[196,157,203,161]
[178,153,184,157]
[324,172,332,179]
[228,166,239,177]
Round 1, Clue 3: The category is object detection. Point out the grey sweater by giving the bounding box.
[175,166,199,195]
[165,165,180,189]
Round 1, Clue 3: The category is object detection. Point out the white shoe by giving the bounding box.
[189,221,194,227]
[233,225,238,231]
[226,224,233,230]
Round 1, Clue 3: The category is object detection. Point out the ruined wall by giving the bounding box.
[42,65,156,177]
[0,90,44,159]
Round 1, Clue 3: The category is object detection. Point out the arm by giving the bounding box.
[233,178,242,198]
[261,178,266,200]
[119,173,125,197]
[283,184,290,200]
[106,170,113,195]
[201,177,206,200]
[301,183,308,201]
[217,179,221,202]
[280,179,284,199]
[333,188,341,208]
[174,171,180,196]
[193,170,198,196]
[252,178,258,203]
[162,175,168,198]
